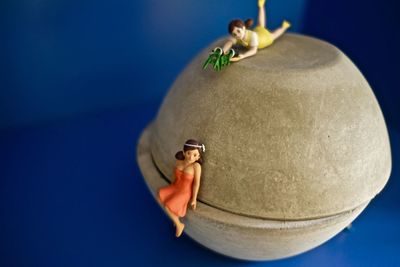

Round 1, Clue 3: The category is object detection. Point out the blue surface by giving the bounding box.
[0,105,399,267]
[1,0,400,266]
[0,0,306,129]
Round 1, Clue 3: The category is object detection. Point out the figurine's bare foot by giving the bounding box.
[175,222,185,237]
[258,0,265,8]
[282,20,291,29]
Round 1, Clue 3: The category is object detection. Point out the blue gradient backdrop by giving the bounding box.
[1,0,399,266]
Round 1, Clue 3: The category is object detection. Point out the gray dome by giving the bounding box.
[150,33,391,220]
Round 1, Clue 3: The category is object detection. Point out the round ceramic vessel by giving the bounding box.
[137,33,391,260]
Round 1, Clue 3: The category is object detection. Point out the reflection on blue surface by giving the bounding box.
[1,0,399,266]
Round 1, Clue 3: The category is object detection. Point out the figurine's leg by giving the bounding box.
[164,206,185,237]
[257,0,266,28]
[271,20,291,41]
[157,196,178,224]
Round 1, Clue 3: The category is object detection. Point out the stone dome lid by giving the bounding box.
[150,34,391,220]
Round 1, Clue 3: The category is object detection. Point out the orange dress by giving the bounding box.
[158,167,194,217]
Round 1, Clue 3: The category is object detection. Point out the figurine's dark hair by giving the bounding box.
[175,139,204,165]
[228,18,254,33]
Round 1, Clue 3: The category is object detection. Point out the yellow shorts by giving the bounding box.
[254,26,274,49]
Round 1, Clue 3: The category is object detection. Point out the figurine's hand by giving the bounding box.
[230,55,242,62]
[190,199,197,210]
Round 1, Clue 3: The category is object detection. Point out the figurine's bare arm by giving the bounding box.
[190,163,202,210]
[231,46,258,62]
[172,160,182,183]
[222,39,234,54]
[241,46,258,58]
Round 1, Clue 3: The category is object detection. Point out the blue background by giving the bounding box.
[1,0,399,266]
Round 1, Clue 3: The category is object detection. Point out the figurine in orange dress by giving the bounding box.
[158,139,205,237]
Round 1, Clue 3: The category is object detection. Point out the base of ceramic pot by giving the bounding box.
[137,123,369,261]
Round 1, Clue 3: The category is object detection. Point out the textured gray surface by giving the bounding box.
[137,33,392,260]
[150,33,391,220]
[138,124,369,260]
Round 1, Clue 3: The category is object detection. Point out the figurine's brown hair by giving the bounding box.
[175,139,204,165]
[228,18,254,33]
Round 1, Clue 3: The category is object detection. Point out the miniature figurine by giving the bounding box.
[158,139,205,237]
[203,0,291,70]
[224,0,291,62]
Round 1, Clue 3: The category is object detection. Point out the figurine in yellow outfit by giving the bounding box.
[223,0,291,62]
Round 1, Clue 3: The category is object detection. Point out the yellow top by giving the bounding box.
[231,21,290,49]
[236,30,255,48]
[235,27,274,49]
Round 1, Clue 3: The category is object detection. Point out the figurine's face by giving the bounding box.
[231,26,246,40]
[184,149,200,163]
